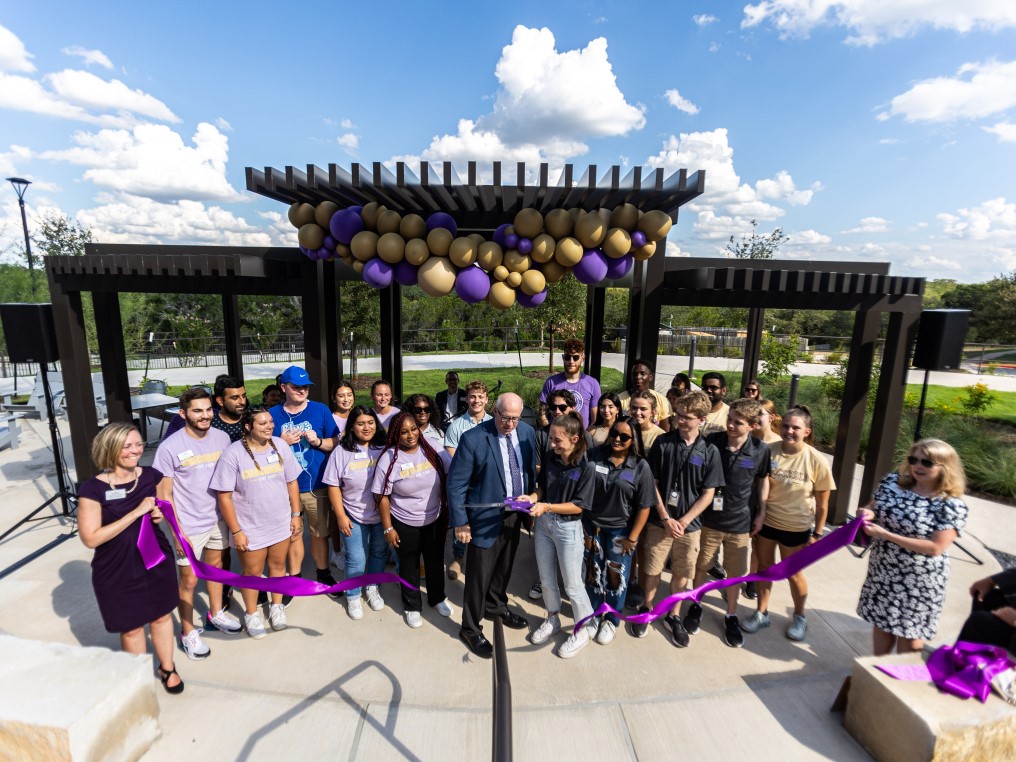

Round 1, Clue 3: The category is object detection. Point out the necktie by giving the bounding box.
[507,433,523,497]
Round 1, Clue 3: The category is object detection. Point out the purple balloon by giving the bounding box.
[329,209,364,244]
[605,253,634,280]
[348,205,363,215]
[573,249,609,285]
[393,260,419,286]
[426,212,457,237]
[517,288,548,308]
[316,246,332,260]
[454,266,491,303]
[363,258,393,289]
[492,223,511,247]
[323,235,336,250]
[299,245,313,258]
[504,232,519,250]
[631,230,647,249]
[517,237,532,255]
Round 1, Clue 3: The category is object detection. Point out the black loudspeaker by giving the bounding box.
[0,303,60,364]
[912,309,970,371]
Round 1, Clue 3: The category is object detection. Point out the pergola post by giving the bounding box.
[92,292,132,426]
[741,307,765,394]
[323,261,342,383]
[380,282,403,400]
[300,257,328,404]
[625,246,665,385]
[222,293,243,380]
[584,285,605,380]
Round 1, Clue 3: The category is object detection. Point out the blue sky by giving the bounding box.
[2,1,1015,282]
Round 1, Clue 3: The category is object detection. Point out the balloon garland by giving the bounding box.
[289,201,672,310]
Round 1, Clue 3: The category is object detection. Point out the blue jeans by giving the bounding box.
[535,513,594,630]
[584,526,633,626]
[345,518,387,600]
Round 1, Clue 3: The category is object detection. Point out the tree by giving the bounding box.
[520,274,586,371]
[340,281,380,378]
[726,219,789,260]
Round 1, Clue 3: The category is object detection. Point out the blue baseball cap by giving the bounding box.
[279,366,313,386]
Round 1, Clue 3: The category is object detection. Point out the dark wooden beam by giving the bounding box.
[300,257,328,404]
[222,293,243,381]
[585,285,606,380]
[379,283,403,399]
[741,307,765,393]
[92,292,132,426]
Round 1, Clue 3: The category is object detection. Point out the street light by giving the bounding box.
[6,177,35,297]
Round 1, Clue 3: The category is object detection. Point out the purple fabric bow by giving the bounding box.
[156,499,415,596]
[137,513,167,570]
[927,641,1015,702]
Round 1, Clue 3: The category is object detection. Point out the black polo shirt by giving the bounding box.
[646,432,724,532]
[210,412,244,443]
[538,452,595,514]
[703,432,771,533]
[587,446,655,529]
[536,426,594,470]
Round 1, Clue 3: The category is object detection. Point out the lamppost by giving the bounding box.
[6,177,35,297]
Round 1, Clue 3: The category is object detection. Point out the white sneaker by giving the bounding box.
[347,597,364,620]
[180,628,210,660]
[786,614,808,641]
[595,620,616,645]
[206,608,241,634]
[365,585,385,611]
[530,614,561,645]
[558,627,591,659]
[268,603,287,631]
[405,611,423,628]
[436,599,454,617]
[244,612,267,639]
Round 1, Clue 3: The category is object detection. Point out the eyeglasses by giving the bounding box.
[411,406,431,414]
[609,432,633,443]
[496,411,521,424]
[550,403,570,412]
[907,455,938,468]
[563,354,581,361]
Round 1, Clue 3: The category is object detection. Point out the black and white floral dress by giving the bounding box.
[857,472,968,640]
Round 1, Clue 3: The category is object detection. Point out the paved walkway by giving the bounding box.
[1,410,1013,759]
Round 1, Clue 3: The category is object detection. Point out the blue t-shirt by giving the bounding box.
[269,400,339,492]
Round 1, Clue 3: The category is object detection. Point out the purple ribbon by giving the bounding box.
[574,516,868,632]
[505,498,534,514]
[137,513,167,570]
[927,641,1014,702]
[156,500,414,596]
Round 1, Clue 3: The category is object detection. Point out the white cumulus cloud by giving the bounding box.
[338,133,359,152]
[882,59,1016,123]
[46,69,179,123]
[842,216,889,233]
[693,14,718,26]
[0,24,35,72]
[983,121,1016,142]
[938,197,1016,241]
[664,89,700,115]
[62,46,113,70]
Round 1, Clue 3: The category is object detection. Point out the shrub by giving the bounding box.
[759,333,799,382]
[961,382,998,416]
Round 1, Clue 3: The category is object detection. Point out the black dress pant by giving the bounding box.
[392,517,446,612]
[958,590,1016,655]
[461,511,523,639]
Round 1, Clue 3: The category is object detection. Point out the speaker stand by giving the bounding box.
[913,368,931,441]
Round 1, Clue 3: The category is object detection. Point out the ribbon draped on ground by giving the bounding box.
[926,641,1015,702]
[151,499,414,596]
[574,516,868,633]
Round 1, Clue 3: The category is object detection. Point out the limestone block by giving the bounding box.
[844,653,1016,762]
[0,634,160,761]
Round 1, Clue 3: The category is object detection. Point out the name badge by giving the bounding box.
[354,451,368,460]
[105,488,126,501]
[595,464,609,474]
[177,449,194,462]
[401,461,415,471]
[713,494,724,512]
[668,490,680,509]
[266,453,280,464]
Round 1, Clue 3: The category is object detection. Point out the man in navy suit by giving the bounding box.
[448,392,537,659]
[436,371,467,426]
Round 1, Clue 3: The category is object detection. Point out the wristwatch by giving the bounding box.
[291,512,304,518]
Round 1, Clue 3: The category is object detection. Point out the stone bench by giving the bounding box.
[0,634,160,761]
[844,652,1016,761]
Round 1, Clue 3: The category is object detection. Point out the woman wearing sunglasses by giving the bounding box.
[856,439,968,655]
[405,393,445,449]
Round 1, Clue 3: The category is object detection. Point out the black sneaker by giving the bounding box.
[625,583,644,610]
[257,590,269,605]
[744,581,757,600]
[317,570,342,601]
[665,614,689,647]
[629,606,650,638]
[684,603,702,635]
[707,562,727,580]
[724,616,744,648]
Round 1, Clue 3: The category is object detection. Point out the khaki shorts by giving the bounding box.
[175,519,228,567]
[643,523,700,580]
[301,490,333,538]
[696,527,750,578]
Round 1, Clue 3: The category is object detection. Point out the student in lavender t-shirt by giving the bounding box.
[154,388,239,655]
[372,411,453,629]
[330,378,355,437]
[371,379,400,432]
[210,407,302,640]
[323,405,388,621]
[539,337,601,429]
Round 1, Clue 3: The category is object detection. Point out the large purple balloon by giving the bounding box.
[605,253,634,280]
[492,223,511,247]
[454,266,491,303]
[426,212,457,237]
[516,237,532,255]
[573,249,609,285]
[363,258,393,289]
[631,230,647,249]
[329,209,363,244]
[393,260,419,286]
[517,288,548,308]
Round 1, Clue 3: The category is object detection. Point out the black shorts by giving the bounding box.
[758,524,811,548]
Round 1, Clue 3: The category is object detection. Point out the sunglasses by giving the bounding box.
[907,455,938,469]
[563,354,581,361]
[703,385,722,391]
[745,387,759,393]
[550,403,571,412]
[609,432,633,443]
[411,406,431,414]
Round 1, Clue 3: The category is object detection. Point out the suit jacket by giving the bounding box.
[436,389,468,425]
[447,419,537,549]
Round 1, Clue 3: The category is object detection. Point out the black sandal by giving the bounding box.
[157,664,184,694]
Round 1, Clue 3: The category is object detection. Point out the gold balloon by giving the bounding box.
[514,208,544,239]
[638,210,673,242]
[468,233,486,247]
[377,232,406,264]
[376,209,402,235]
[610,203,639,231]
[488,281,516,310]
[503,249,531,274]
[352,260,365,274]
[506,271,523,288]
[360,202,385,230]
[314,201,339,229]
[448,237,478,268]
[476,241,504,271]
[575,212,607,249]
[596,208,612,227]
[350,230,379,262]
[289,202,315,228]
[520,269,546,296]
[400,213,427,240]
[544,208,573,239]
[405,238,430,266]
[335,242,352,259]
[427,227,453,256]
[555,237,583,267]
[568,208,583,226]
[602,228,632,259]
[530,233,555,263]
[418,257,457,296]
[632,240,657,261]
[298,223,325,250]
[541,259,568,283]
[493,265,509,282]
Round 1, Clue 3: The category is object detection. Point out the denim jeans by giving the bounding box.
[344,518,387,600]
[535,513,594,630]
[584,525,633,626]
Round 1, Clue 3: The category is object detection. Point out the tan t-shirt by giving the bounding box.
[619,389,673,424]
[765,442,836,532]
[640,424,666,453]
[702,403,729,436]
